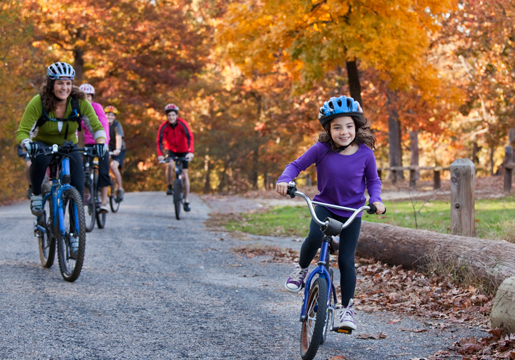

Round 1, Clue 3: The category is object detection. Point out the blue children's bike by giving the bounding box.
[33,142,96,282]
[287,181,378,360]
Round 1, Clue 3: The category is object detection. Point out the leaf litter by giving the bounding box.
[233,245,515,359]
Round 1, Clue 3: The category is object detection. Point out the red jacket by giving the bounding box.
[156,118,194,156]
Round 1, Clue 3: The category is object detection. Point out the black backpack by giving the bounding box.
[33,97,82,139]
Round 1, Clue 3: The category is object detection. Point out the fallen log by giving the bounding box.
[357,221,515,287]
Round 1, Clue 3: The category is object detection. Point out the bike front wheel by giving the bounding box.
[300,277,328,360]
[173,178,183,220]
[37,199,56,268]
[57,188,86,282]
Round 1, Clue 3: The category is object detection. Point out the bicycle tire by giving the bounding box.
[57,188,86,282]
[173,178,182,220]
[94,174,106,229]
[37,199,56,268]
[83,173,95,233]
[300,277,328,360]
[109,180,120,213]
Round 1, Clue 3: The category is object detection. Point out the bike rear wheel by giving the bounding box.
[37,199,56,268]
[109,179,120,213]
[95,175,106,229]
[173,178,183,220]
[300,277,328,360]
[83,173,95,233]
[57,188,86,282]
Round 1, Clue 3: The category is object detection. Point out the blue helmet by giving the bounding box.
[318,95,363,127]
[46,62,75,80]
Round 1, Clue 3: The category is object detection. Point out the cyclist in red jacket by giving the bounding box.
[157,103,194,212]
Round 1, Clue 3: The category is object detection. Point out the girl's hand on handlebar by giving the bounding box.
[276,182,289,197]
[372,201,386,214]
[158,155,165,162]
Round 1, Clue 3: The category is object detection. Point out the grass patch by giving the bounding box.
[224,196,515,242]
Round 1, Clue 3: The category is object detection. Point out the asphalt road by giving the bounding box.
[0,192,486,360]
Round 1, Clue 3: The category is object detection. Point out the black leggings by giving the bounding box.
[30,142,84,198]
[299,206,362,307]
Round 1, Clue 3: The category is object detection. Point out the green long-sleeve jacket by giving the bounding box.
[16,94,107,146]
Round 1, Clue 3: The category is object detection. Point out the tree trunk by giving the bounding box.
[472,142,480,164]
[73,47,84,84]
[357,221,515,286]
[346,60,362,106]
[387,90,404,180]
[204,155,211,194]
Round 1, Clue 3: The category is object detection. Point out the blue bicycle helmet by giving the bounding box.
[318,95,363,127]
[46,62,75,80]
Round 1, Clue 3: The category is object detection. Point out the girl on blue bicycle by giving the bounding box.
[276,95,385,331]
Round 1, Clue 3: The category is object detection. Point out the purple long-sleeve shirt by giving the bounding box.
[277,141,382,217]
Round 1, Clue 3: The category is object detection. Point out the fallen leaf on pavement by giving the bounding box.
[356,332,387,340]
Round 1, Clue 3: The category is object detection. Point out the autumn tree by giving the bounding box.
[438,0,515,174]
[216,0,457,176]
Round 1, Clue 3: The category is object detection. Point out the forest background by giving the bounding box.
[0,0,513,203]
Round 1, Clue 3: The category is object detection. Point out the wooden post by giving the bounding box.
[433,167,442,190]
[505,146,513,192]
[392,169,397,184]
[450,159,475,237]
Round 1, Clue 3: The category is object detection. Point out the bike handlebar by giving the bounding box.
[286,181,372,236]
[32,142,100,158]
[159,156,190,164]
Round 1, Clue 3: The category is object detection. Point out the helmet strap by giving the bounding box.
[336,138,355,153]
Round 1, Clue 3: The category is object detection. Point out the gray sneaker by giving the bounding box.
[30,194,44,216]
[285,264,308,292]
[335,299,357,331]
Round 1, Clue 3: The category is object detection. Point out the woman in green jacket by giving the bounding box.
[16,62,107,216]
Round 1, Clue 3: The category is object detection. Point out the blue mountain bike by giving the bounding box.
[33,142,95,282]
[286,182,378,360]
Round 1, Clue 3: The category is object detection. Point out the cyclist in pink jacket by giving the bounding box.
[79,84,111,212]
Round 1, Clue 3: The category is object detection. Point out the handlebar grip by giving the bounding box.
[286,181,297,199]
[367,203,387,215]
[367,203,377,214]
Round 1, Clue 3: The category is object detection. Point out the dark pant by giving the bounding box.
[84,146,112,188]
[299,206,362,307]
[30,141,84,198]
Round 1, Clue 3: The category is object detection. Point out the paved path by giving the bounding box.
[0,192,486,359]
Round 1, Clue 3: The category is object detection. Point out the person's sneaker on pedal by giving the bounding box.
[335,298,357,331]
[30,194,44,216]
[285,264,308,292]
[166,184,173,196]
[116,188,124,202]
[183,202,191,212]
[100,203,109,213]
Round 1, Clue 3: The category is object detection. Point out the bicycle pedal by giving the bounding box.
[334,328,353,334]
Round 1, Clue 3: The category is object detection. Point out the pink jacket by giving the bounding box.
[82,102,110,145]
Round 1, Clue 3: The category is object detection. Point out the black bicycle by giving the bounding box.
[83,152,106,231]
[160,156,189,220]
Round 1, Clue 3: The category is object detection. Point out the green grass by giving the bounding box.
[225,196,515,242]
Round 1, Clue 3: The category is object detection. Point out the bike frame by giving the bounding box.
[36,144,85,241]
[290,189,369,324]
